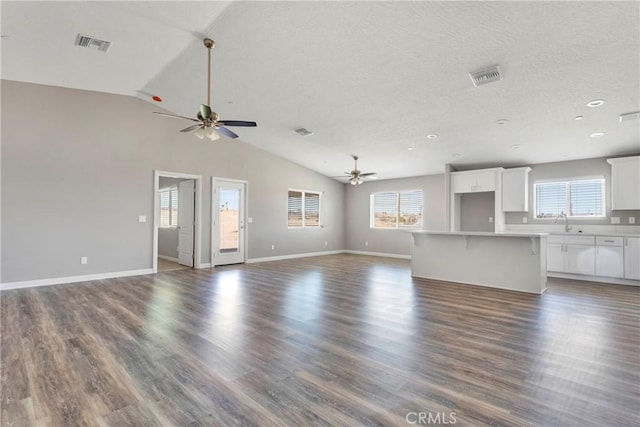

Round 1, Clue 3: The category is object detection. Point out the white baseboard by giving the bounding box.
[247,250,344,264]
[343,250,411,260]
[158,255,179,263]
[1,268,154,291]
[198,263,212,269]
[548,272,640,286]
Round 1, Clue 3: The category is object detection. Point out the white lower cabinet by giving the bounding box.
[595,237,624,278]
[625,237,640,280]
[547,235,595,275]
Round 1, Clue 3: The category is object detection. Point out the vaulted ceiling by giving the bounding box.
[2,1,639,180]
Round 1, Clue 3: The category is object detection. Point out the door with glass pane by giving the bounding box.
[212,179,246,266]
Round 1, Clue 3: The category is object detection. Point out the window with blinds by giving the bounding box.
[370,190,423,229]
[287,190,322,227]
[534,178,604,218]
[159,187,178,227]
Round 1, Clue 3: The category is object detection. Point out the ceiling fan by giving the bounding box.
[337,155,377,185]
[153,38,256,140]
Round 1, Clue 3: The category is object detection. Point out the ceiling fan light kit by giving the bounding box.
[339,155,376,185]
[153,38,256,140]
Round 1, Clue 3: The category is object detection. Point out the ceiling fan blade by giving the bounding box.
[218,120,257,127]
[180,124,203,133]
[200,104,213,120]
[360,172,377,176]
[153,112,200,122]
[217,126,239,139]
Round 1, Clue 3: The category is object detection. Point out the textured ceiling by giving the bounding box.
[2,1,639,180]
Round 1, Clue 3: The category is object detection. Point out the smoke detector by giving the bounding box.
[75,34,112,52]
[469,66,502,87]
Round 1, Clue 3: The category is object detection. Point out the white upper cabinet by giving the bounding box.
[607,156,640,210]
[502,167,531,212]
[451,168,501,193]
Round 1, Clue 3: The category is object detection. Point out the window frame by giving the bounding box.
[533,177,606,219]
[159,186,178,228]
[369,189,424,229]
[287,189,323,228]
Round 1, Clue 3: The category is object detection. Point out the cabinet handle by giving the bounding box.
[603,240,615,243]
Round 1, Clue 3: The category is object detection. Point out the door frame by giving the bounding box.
[153,170,203,273]
[211,177,248,266]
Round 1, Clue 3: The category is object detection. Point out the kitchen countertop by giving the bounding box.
[410,230,548,237]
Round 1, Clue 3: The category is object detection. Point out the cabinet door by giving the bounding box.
[502,170,528,212]
[565,244,595,275]
[452,173,475,193]
[625,237,640,280]
[547,243,565,272]
[474,170,496,192]
[596,246,624,278]
[610,157,640,210]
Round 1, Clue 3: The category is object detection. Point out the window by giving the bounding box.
[288,190,321,227]
[534,178,604,218]
[370,190,423,228]
[160,187,178,227]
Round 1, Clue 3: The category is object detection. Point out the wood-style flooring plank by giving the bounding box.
[1,254,639,426]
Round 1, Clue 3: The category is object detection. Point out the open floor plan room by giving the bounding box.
[2,255,638,426]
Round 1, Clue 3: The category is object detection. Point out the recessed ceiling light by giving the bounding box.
[496,119,509,126]
[511,144,520,150]
[407,146,414,151]
[587,99,605,108]
[452,153,461,158]
[574,115,584,120]
[590,132,605,138]
[427,134,438,139]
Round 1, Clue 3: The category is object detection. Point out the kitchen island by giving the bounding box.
[410,231,548,294]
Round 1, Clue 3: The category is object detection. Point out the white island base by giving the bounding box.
[411,231,548,294]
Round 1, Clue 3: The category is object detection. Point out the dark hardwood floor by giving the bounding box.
[1,254,639,426]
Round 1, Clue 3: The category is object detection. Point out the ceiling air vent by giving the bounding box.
[75,34,112,52]
[294,127,314,136]
[469,66,502,87]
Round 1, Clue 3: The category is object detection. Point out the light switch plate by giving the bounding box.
[138,215,147,223]
[522,217,528,223]
[248,217,253,224]
[630,217,636,224]
[611,217,620,224]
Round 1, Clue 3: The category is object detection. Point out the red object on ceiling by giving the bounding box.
[152,96,162,102]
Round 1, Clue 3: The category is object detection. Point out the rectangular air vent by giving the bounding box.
[294,127,314,136]
[469,66,502,87]
[75,34,112,52]
[619,111,640,122]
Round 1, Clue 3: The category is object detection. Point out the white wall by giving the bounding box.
[1,81,345,283]
[345,174,446,256]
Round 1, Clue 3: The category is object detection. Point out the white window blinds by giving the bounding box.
[534,178,604,218]
[371,190,423,228]
[288,190,322,227]
[159,187,178,227]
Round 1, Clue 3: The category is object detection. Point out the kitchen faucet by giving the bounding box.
[555,212,572,232]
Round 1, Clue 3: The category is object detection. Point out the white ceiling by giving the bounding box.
[2,1,639,180]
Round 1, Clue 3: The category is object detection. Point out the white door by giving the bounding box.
[625,237,640,280]
[547,243,565,272]
[565,244,595,275]
[177,180,195,267]
[212,179,246,266]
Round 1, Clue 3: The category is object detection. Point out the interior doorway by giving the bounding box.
[212,177,247,266]
[153,171,202,273]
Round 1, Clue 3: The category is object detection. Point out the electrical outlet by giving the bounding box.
[630,217,636,224]
[611,217,620,224]
[271,244,275,250]
[522,217,528,224]
[324,241,328,246]
[489,217,494,223]
[365,241,369,247]
[80,257,88,265]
